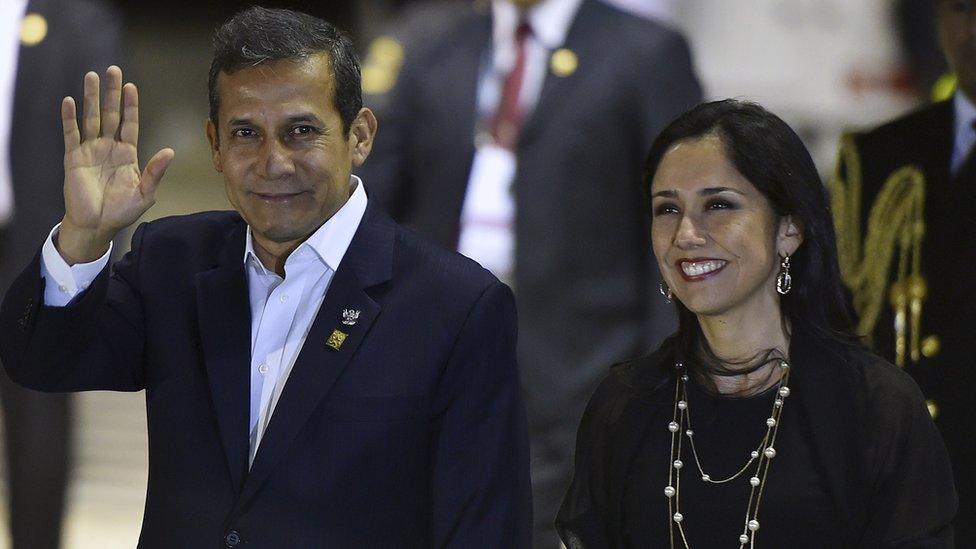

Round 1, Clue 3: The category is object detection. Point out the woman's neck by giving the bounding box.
[696,302,790,395]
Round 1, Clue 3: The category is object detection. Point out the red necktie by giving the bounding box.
[490,21,531,150]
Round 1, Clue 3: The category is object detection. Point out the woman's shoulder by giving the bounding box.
[582,339,677,425]
[836,342,928,410]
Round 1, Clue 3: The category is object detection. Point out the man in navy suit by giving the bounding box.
[0,7,531,548]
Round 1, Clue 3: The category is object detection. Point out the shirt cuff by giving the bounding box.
[41,223,112,307]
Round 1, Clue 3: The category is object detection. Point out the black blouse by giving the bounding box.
[556,332,957,548]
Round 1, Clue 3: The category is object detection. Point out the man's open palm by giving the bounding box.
[59,66,173,261]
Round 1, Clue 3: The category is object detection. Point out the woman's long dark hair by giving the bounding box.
[644,100,858,382]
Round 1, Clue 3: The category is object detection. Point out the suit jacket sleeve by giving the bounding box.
[0,223,149,392]
[430,280,532,547]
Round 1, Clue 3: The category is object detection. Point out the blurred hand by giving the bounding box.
[57,65,174,264]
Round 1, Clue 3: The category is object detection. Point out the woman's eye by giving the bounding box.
[653,203,679,216]
[706,199,735,211]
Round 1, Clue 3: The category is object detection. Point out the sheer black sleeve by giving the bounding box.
[556,366,635,548]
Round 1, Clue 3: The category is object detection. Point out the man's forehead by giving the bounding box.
[216,56,336,106]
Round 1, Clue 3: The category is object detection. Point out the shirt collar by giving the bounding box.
[491,0,584,67]
[953,90,976,145]
[244,174,368,275]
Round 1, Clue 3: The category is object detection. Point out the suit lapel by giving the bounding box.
[519,0,599,148]
[238,205,395,506]
[195,222,251,495]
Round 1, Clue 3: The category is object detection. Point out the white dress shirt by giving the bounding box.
[0,0,30,227]
[40,175,368,465]
[456,0,583,285]
[951,91,976,176]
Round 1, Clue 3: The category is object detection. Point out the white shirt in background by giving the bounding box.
[0,0,30,227]
[457,0,583,286]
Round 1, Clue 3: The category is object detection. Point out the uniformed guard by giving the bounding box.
[829,0,976,542]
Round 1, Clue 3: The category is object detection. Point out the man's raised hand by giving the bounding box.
[57,66,174,264]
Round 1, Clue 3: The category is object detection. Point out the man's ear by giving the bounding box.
[777,215,804,257]
[205,118,222,173]
[348,107,377,168]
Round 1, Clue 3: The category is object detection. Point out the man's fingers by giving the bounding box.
[141,148,175,197]
[101,66,123,138]
[62,97,81,153]
[82,71,100,141]
[119,82,139,146]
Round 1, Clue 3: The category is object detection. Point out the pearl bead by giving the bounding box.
[748,519,760,531]
[766,417,776,427]
[764,447,777,458]
[675,361,684,369]
[750,450,759,459]
[701,474,710,481]
[681,375,689,382]
[778,386,790,398]
[739,534,750,544]
[780,361,789,369]
[673,459,683,469]
[685,429,694,437]
[668,421,679,432]
[673,512,683,523]
[678,400,687,410]
[774,399,783,408]
[749,476,760,486]
[664,486,675,498]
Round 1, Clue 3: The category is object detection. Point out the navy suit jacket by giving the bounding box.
[0,205,531,548]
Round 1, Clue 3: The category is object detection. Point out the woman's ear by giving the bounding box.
[777,215,804,256]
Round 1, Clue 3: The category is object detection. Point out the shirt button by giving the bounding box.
[58,284,67,292]
[279,294,288,303]
[258,363,269,375]
[224,530,242,547]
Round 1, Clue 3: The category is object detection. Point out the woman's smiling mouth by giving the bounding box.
[677,259,728,281]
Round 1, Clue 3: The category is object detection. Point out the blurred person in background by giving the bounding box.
[0,1,121,547]
[358,0,700,544]
[830,0,976,543]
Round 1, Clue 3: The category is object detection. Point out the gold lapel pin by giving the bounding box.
[550,48,578,78]
[326,329,348,351]
[20,13,48,47]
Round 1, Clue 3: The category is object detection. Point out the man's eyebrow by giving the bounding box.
[285,114,324,125]
[228,117,253,126]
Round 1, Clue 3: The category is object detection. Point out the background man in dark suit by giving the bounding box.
[830,0,976,542]
[357,0,701,543]
[0,7,530,547]
[0,1,122,547]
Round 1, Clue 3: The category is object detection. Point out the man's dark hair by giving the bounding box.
[644,100,860,382]
[208,7,362,135]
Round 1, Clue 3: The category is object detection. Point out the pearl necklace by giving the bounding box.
[665,360,791,548]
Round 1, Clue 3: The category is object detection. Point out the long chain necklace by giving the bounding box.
[665,360,791,548]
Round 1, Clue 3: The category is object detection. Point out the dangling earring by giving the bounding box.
[659,281,673,303]
[776,254,792,295]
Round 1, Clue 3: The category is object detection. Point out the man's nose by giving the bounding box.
[674,214,707,249]
[258,138,295,179]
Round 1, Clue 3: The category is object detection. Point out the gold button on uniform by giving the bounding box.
[20,13,48,47]
[921,335,940,358]
[550,48,578,77]
[362,36,405,95]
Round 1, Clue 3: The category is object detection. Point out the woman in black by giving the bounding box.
[556,101,957,548]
